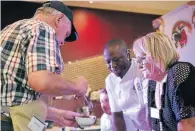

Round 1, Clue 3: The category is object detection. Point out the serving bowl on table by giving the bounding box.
[75,116,96,128]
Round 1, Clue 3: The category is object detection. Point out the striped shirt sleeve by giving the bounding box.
[26,23,58,74]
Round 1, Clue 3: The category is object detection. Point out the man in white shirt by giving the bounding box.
[103,39,151,131]
[99,88,112,131]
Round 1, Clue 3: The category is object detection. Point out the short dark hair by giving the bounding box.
[99,88,107,95]
[104,39,127,49]
[104,39,130,58]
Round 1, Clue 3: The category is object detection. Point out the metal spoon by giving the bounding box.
[83,95,93,113]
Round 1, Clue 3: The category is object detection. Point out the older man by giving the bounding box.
[1,1,88,131]
[103,39,151,131]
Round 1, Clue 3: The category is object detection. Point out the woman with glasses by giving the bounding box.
[133,32,195,131]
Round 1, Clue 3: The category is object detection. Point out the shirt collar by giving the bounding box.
[120,59,136,83]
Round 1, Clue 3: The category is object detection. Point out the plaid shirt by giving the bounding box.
[1,18,64,106]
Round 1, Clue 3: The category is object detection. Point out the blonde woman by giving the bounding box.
[133,32,195,131]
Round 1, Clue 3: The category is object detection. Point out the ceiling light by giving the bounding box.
[89,1,93,4]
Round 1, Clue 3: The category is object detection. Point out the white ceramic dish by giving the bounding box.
[75,116,96,127]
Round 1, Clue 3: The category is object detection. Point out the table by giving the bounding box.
[47,125,100,131]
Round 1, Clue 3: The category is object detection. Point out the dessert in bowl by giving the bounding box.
[75,115,96,127]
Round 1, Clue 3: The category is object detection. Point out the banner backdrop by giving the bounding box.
[152,1,195,65]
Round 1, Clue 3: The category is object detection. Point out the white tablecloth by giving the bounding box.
[47,125,100,131]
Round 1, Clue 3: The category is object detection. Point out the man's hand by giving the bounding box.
[47,107,83,127]
[73,77,88,96]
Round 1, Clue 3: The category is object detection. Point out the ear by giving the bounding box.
[55,13,64,28]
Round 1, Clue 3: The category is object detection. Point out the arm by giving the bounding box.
[112,111,126,131]
[105,76,126,131]
[178,117,195,131]
[26,24,87,96]
[28,71,87,96]
[170,63,195,130]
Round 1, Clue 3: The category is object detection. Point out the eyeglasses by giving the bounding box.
[136,56,146,69]
[136,56,146,63]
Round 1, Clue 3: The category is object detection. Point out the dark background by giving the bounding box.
[1,1,159,62]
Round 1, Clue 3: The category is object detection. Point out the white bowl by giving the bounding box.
[75,116,96,127]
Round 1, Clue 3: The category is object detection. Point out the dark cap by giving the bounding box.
[42,1,78,42]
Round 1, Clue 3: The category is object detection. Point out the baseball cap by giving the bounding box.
[42,1,78,42]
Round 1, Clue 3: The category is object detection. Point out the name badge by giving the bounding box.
[28,116,45,131]
[150,107,160,119]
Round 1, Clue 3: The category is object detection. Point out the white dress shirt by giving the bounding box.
[105,59,151,131]
[100,113,112,131]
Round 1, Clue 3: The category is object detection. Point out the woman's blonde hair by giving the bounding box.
[134,32,179,69]
[34,7,61,16]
